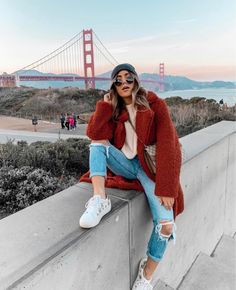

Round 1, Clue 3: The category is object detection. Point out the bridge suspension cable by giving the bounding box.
[2,28,164,91]
[14,31,83,74]
[93,31,119,67]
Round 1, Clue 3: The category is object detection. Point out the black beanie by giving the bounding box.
[111,63,138,79]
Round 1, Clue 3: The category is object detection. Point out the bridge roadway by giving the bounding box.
[0,125,88,144]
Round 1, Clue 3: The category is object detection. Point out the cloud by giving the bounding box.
[104,25,236,69]
[107,35,158,48]
[108,47,129,54]
[175,18,197,24]
[106,31,181,48]
[105,32,185,59]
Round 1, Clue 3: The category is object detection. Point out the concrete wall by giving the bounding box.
[224,132,236,236]
[151,124,236,288]
[0,121,235,290]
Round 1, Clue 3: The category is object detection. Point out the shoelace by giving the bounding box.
[85,196,101,209]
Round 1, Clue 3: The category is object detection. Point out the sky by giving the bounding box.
[0,0,235,81]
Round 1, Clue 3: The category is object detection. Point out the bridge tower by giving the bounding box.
[83,29,95,90]
[159,63,165,91]
[0,73,16,87]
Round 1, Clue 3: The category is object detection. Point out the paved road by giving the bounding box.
[0,127,88,144]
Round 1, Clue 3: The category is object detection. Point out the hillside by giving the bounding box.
[139,73,235,91]
[0,87,235,138]
[15,70,236,91]
[0,87,104,119]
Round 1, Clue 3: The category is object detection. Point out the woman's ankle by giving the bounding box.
[143,265,153,281]
[94,192,107,199]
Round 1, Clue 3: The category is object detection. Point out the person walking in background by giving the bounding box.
[73,112,77,129]
[65,113,70,130]
[60,113,65,129]
[69,114,75,130]
[79,63,184,290]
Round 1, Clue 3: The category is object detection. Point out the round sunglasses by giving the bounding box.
[113,76,134,87]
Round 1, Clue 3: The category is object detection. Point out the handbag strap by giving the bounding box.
[127,115,146,147]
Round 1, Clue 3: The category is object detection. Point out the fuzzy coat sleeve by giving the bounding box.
[154,98,182,198]
[86,100,115,140]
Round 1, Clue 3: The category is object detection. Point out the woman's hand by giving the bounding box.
[158,196,174,211]
[104,92,112,103]
[104,92,112,104]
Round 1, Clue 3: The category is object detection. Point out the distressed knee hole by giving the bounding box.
[160,224,173,236]
[155,220,175,240]
[155,220,177,245]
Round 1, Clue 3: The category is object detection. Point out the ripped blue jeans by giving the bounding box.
[89,142,176,262]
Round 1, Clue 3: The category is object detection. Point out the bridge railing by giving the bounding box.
[0,120,235,290]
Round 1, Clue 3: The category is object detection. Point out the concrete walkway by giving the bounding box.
[40,124,87,136]
[177,234,236,290]
[0,128,88,144]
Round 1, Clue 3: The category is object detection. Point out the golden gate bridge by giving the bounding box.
[0,29,165,90]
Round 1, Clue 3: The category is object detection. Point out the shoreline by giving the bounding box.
[158,88,236,106]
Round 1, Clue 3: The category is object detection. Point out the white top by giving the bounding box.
[121,104,138,159]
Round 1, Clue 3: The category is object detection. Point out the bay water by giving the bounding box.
[158,88,236,106]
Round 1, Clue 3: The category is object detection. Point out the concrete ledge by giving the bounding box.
[181,121,236,163]
[0,184,133,289]
[0,121,235,289]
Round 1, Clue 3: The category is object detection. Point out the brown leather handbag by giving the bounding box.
[143,143,156,175]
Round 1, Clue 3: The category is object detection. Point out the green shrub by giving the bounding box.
[0,166,67,213]
[169,99,236,137]
[0,138,90,177]
[0,138,90,216]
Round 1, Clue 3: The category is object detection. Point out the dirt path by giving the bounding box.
[0,115,59,132]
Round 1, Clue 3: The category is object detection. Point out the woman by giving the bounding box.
[79,63,184,290]
[69,114,75,130]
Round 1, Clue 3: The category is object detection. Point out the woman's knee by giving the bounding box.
[157,220,174,237]
[89,140,110,159]
[160,224,173,236]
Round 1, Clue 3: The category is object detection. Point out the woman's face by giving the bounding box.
[113,70,135,103]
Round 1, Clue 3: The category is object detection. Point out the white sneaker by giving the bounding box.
[79,195,111,228]
[132,258,153,290]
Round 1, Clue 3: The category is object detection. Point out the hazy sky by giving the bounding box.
[0,0,235,81]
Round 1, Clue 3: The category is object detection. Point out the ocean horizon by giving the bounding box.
[158,88,236,106]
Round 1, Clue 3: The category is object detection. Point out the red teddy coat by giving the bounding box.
[80,91,184,219]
